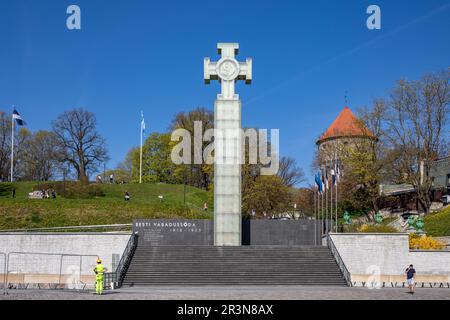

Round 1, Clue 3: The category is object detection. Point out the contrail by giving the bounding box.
[246,3,450,106]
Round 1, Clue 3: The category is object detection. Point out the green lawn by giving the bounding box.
[424,205,450,237]
[0,182,212,230]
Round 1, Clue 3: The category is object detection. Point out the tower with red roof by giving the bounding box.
[316,107,375,164]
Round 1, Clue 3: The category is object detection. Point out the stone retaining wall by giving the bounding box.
[0,233,131,276]
[329,233,450,287]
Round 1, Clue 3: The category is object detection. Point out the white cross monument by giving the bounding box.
[204,43,252,246]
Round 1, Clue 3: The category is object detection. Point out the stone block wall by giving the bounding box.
[329,233,450,286]
[0,233,131,276]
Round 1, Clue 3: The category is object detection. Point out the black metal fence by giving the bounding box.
[103,233,138,289]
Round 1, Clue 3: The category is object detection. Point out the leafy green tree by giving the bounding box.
[338,100,386,220]
[242,175,292,217]
[170,107,214,189]
[130,132,182,184]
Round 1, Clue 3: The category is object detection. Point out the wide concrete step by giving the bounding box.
[121,245,347,287]
[129,260,336,263]
[123,282,347,285]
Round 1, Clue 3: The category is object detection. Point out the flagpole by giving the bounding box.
[325,166,328,235]
[330,160,333,232]
[10,109,14,182]
[139,111,143,184]
[336,175,338,232]
[321,185,324,240]
[336,158,339,233]
[314,190,317,245]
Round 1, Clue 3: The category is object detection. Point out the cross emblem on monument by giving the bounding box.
[204,43,252,100]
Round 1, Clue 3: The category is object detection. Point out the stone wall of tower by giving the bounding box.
[317,136,374,166]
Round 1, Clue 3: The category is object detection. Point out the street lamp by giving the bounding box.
[343,211,352,225]
[375,212,383,224]
[416,217,425,234]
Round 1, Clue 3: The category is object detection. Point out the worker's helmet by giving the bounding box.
[97,258,102,263]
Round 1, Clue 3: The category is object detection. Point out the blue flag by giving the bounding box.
[315,172,323,194]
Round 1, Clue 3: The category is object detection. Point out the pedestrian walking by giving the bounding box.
[405,264,416,294]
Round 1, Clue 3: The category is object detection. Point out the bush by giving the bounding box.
[0,183,14,197]
[358,224,399,233]
[33,182,105,199]
[409,234,445,250]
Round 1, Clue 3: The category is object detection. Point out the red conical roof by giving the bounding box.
[317,107,373,144]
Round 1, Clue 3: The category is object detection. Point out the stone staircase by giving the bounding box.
[122,246,347,287]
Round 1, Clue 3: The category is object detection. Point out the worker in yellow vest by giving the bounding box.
[93,258,107,295]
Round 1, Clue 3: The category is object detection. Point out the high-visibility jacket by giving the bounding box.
[94,264,105,280]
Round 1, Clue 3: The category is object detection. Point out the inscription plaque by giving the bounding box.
[133,219,214,246]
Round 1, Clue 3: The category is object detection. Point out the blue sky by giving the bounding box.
[0,0,449,186]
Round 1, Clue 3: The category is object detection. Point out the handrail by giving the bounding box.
[0,224,132,233]
[1,253,6,295]
[104,232,138,288]
[327,235,352,287]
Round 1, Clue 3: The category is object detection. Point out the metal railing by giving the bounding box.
[104,232,138,289]
[1,252,6,295]
[327,235,352,287]
[0,224,132,233]
[5,252,99,293]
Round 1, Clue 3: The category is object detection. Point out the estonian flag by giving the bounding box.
[315,172,323,194]
[12,109,26,126]
[321,168,326,191]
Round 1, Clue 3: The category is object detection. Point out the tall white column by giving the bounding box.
[214,99,242,246]
[204,43,252,247]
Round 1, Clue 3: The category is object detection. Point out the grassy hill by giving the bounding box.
[0,182,212,230]
[424,205,450,236]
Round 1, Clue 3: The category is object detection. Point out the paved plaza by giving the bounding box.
[1,286,449,300]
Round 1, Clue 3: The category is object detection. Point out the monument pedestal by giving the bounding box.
[214,99,242,246]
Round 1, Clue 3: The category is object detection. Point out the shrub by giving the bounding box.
[33,182,105,199]
[0,183,13,197]
[358,224,399,233]
[409,234,445,250]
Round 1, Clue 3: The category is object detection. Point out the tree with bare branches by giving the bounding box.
[385,70,449,213]
[20,131,63,181]
[52,108,109,183]
[278,156,306,187]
